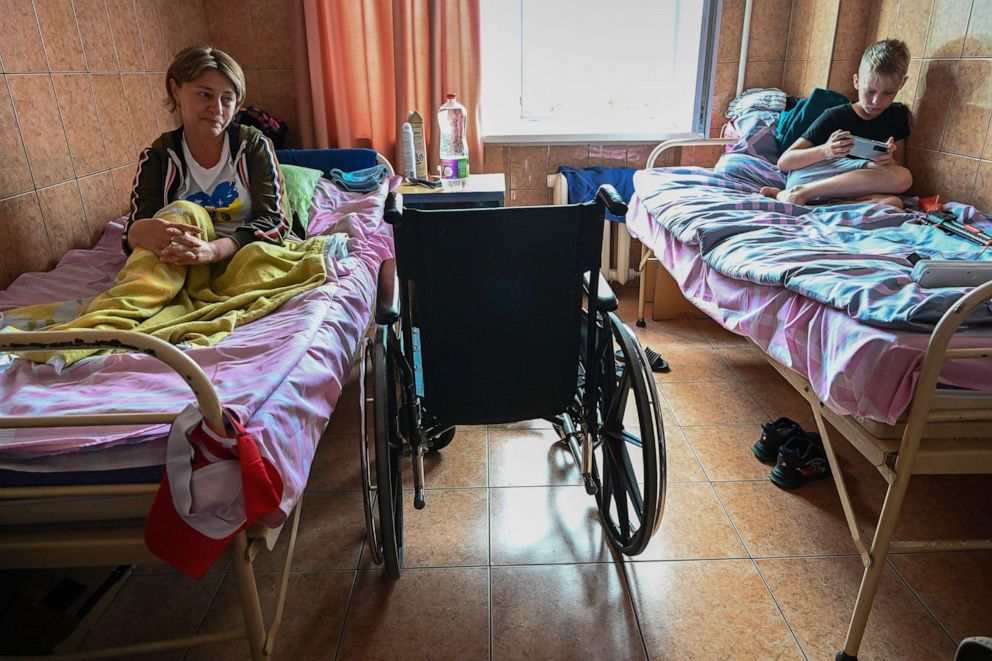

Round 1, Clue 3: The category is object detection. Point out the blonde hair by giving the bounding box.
[859,39,911,81]
[165,46,246,112]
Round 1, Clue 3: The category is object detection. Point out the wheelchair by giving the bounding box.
[359,185,667,578]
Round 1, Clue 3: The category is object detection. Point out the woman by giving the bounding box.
[123,45,291,265]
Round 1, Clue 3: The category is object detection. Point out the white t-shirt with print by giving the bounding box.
[177,138,252,240]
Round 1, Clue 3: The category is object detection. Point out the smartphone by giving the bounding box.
[848,135,890,160]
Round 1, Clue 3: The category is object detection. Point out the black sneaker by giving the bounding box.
[752,417,806,463]
[769,436,831,489]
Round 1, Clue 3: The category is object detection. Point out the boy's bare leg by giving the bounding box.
[777,165,912,205]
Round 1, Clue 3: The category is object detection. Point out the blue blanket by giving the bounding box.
[559,166,636,222]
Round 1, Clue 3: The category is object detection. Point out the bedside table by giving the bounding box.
[397,173,506,209]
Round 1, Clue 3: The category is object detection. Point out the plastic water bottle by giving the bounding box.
[437,93,469,190]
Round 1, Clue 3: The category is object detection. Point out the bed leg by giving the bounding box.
[811,406,868,559]
[230,531,268,660]
[264,500,304,656]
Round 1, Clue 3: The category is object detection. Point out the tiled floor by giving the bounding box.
[60,289,992,659]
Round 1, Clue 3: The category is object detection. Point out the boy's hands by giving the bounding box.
[870,137,897,165]
[821,130,854,159]
[129,217,204,255]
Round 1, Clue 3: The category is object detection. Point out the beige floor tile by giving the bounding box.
[742,374,815,423]
[186,571,354,660]
[890,551,992,642]
[496,418,554,430]
[631,317,711,349]
[628,559,802,659]
[491,563,645,660]
[758,556,956,660]
[933,474,992,537]
[682,424,770,481]
[337,567,489,660]
[664,425,707,482]
[254,492,365,572]
[692,316,751,347]
[716,480,858,557]
[488,429,580,487]
[635,482,746,561]
[79,573,222,659]
[403,429,488,489]
[360,488,488,569]
[307,432,363,492]
[489,486,612,565]
[650,346,738,382]
[660,381,767,426]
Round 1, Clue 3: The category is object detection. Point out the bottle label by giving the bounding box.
[440,157,469,179]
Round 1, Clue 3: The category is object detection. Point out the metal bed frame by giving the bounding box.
[0,330,301,660]
[634,139,992,660]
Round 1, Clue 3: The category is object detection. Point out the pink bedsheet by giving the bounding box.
[627,195,992,425]
[0,178,396,520]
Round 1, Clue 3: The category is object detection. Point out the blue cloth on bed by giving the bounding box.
[275,148,379,176]
[776,87,848,150]
[326,165,390,192]
[559,166,635,222]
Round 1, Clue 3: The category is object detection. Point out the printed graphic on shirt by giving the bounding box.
[185,181,243,224]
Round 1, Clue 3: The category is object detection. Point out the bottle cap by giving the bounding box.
[446,93,456,100]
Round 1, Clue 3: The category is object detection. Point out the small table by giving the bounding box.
[397,173,506,209]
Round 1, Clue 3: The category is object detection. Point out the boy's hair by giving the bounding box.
[859,39,911,81]
[165,46,246,112]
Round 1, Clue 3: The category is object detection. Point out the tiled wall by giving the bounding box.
[0,0,296,288]
[866,0,991,209]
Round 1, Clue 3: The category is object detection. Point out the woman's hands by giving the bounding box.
[821,130,854,159]
[128,217,236,265]
[129,217,204,255]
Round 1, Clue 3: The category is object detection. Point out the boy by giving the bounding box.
[761,39,913,207]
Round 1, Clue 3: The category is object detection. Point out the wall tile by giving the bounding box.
[712,61,738,124]
[508,189,549,206]
[626,144,655,169]
[834,0,872,60]
[971,159,992,211]
[587,145,627,169]
[0,261,9,289]
[250,0,293,70]
[122,73,159,151]
[895,0,936,57]
[507,146,549,189]
[549,145,589,172]
[258,69,298,144]
[743,60,784,90]
[803,60,832,94]
[134,0,171,70]
[924,0,972,58]
[483,145,506,174]
[897,58,924,105]
[178,0,211,46]
[38,180,89,256]
[965,0,992,56]
[828,60,859,100]
[107,0,146,71]
[912,59,957,150]
[986,119,992,159]
[785,0,813,61]
[156,0,188,66]
[747,0,791,62]
[52,74,109,176]
[203,0,256,70]
[940,58,992,157]
[8,74,75,187]
[145,73,178,134]
[77,170,121,243]
[75,0,119,71]
[0,192,55,278]
[110,164,137,216]
[718,0,745,64]
[907,147,939,196]
[36,0,87,72]
[873,0,901,41]
[933,152,981,204]
[91,73,139,165]
[0,0,49,72]
[864,0,881,44]
[782,59,806,96]
[0,76,33,197]
[809,0,840,61]
[242,68,263,108]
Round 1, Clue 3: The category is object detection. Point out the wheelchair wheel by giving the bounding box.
[362,326,404,578]
[590,312,666,556]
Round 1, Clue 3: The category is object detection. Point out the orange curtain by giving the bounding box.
[292,0,482,176]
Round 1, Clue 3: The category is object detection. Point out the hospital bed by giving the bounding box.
[627,132,992,661]
[0,149,395,659]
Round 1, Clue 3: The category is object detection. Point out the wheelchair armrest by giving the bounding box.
[596,185,628,218]
[375,258,400,325]
[583,271,618,312]
[384,192,403,225]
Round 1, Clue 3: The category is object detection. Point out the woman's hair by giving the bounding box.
[165,46,246,112]
[859,39,911,81]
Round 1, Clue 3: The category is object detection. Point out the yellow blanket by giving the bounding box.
[3,201,331,367]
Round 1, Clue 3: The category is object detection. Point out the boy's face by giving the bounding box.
[853,71,906,119]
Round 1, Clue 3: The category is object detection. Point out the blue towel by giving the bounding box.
[326,164,390,192]
[776,87,848,150]
[558,166,636,222]
[275,148,380,176]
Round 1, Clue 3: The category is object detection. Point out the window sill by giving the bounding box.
[482,131,702,145]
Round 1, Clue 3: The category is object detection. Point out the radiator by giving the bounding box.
[547,173,636,285]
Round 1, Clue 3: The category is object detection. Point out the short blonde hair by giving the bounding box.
[165,46,246,112]
[859,39,911,81]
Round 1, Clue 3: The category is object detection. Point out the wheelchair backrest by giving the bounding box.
[393,202,603,424]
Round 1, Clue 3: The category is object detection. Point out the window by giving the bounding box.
[480,0,720,143]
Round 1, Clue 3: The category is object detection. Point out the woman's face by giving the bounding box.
[171,69,238,141]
